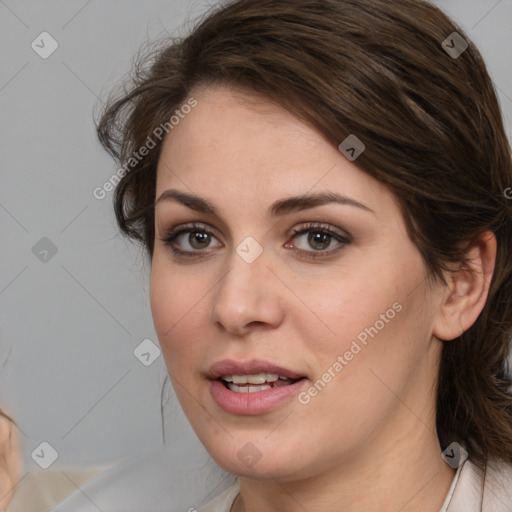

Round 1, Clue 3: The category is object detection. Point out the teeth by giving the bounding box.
[227,383,272,393]
[221,373,282,384]
[219,373,302,393]
[221,374,300,393]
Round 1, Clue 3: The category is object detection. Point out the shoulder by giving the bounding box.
[482,457,512,510]
[197,479,240,512]
[448,457,512,512]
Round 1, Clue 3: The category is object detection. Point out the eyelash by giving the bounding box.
[158,222,351,260]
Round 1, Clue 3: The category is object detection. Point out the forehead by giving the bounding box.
[158,85,322,171]
[155,85,395,217]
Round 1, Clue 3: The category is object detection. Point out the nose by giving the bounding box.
[211,244,285,336]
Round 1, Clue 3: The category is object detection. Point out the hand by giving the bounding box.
[0,411,22,512]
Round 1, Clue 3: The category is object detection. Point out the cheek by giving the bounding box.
[312,283,432,415]
[149,262,207,373]
[296,268,400,357]
[301,260,427,395]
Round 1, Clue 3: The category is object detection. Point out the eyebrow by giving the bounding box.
[155,189,375,217]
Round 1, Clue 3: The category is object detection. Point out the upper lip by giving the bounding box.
[206,359,306,380]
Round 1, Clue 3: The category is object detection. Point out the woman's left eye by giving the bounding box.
[159,222,351,259]
[286,222,351,259]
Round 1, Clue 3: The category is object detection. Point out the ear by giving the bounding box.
[433,231,497,341]
[0,414,22,511]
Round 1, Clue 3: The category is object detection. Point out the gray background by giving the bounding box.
[0,0,511,478]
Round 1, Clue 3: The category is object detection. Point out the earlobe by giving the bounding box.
[433,231,497,342]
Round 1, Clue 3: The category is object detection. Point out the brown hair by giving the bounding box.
[96,0,512,478]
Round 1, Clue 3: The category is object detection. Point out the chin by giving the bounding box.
[204,437,309,481]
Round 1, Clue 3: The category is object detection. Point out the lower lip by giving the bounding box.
[209,378,308,415]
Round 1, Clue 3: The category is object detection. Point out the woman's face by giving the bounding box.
[150,85,446,480]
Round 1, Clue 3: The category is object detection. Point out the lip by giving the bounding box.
[206,358,306,380]
[209,378,308,415]
[206,358,308,415]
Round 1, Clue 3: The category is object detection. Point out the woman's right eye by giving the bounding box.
[159,223,222,257]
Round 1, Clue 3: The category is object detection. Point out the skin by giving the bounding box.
[0,414,21,511]
[150,84,496,512]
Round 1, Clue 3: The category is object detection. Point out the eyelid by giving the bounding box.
[159,222,222,246]
[161,221,219,237]
[161,220,350,240]
[288,221,352,241]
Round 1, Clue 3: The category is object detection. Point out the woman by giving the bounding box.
[96,0,512,510]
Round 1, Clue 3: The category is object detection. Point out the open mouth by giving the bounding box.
[218,374,305,393]
[209,367,309,414]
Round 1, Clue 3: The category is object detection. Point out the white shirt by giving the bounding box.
[198,458,512,512]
